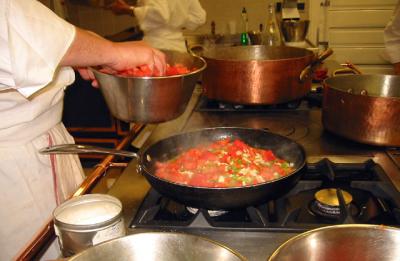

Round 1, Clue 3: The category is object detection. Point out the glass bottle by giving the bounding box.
[264,3,282,46]
[240,7,250,45]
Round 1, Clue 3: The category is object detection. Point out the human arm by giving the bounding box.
[60,28,166,87]
[133,0,206,32]
[1,0,165,95]
[108,0,134,16]
[184,0,206,30]
[0,0,76,96]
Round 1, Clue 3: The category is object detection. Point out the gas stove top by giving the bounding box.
[130,159,400,232]
[195,88,323,112]
[119,89,400,261]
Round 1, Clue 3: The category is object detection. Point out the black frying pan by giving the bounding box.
[41,127,306,210]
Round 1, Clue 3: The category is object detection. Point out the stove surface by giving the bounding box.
[131,159,400,231]
[111,89,400,261]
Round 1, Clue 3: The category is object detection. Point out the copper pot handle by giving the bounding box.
[299,48,334,82]
[333,62,363,76]
[187,43,204,56]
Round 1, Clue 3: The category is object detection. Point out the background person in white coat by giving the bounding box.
[108,0,206,52]
[384,1,400,74]
[0,0,166,260]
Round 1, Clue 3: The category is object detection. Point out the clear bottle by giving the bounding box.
[264,3,282,46]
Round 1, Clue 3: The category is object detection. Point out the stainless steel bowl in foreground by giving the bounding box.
[68,232,247,261]
[269,224,400,261]
[91,50,206,123]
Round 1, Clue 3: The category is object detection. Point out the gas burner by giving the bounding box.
[309,188,355,218]
[195,96,306,112]
[186,207,228,217]
[315,188,353,206]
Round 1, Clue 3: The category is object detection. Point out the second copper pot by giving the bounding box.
[202,45,315,105]
[323,74,400,146]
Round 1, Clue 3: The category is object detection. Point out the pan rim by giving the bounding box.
[140,126,306,190]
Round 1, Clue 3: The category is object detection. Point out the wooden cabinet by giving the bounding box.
[309,0,397,74]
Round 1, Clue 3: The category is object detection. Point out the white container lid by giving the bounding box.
[54,194,122,226]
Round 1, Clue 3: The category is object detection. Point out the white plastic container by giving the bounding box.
[53,194,126,257]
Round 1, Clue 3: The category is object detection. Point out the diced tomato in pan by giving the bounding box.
[154,139,294,188]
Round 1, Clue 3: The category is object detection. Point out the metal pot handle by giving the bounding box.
[333,62,362,76]
[39,144,139,159]
[299,48,334,83]
[187,44,204,57]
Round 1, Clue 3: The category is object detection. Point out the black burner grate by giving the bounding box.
[130,159,400,232]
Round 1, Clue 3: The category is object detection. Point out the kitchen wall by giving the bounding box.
[40,0,309,37]
[194,0,309,35]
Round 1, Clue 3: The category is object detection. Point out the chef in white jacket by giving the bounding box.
[384,1,400,74]
[0,0,166,260]
[109,0,206,52]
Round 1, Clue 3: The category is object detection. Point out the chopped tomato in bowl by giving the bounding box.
[117,64,195,77]
[154,138,294,188]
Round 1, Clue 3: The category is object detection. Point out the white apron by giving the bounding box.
[0,0,85,259]
[134,0,206,52]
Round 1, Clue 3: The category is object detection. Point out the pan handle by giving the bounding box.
[39,144,139,159]
[299,48,333,83]
[333,62,362,76]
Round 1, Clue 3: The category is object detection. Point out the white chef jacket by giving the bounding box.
[134,0,206,52]
[384,2,400,63]
[0,0,84,260]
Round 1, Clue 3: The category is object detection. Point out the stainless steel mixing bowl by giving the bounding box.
[91,50,206,123]
[269,224,400,261]
[280,20,310,42]
[67,232,247,261]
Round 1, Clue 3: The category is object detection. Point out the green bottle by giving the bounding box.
[241,7,249,45]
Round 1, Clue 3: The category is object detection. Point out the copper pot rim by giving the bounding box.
[202,45,315,63]
[323,75,400,100]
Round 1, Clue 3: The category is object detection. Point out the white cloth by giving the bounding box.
[384,2,400,63]
[0,0,84,260]
[134,0,206,52]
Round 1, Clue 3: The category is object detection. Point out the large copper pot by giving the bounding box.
[322,74,400,146]
[201,45,318,105]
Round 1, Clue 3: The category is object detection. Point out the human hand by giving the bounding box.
[75,67,99,87]
[107,0,133,16]
[77,41,166,87]
[103,40,166,76]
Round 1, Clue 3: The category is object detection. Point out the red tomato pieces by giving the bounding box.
[154,139,294,188]
[117,64,194,77]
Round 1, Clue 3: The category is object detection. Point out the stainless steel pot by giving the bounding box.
[269,224,400,261]
[201,45,330,105]
[91,50,206,123]
[322,74,400,146]
[281,20,310,42]
[67,232,247,261]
